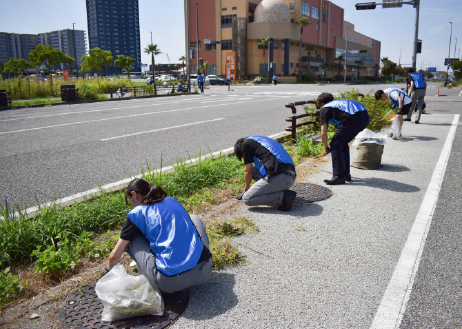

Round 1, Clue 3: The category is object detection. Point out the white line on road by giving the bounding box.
[370,114,460,329]
[0,97,286,135]
[100,118,225,141]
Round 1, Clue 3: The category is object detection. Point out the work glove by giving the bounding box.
[236,190,247,200]
[324,146,331,155]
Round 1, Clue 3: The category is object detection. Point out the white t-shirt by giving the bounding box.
[384,88,411,106]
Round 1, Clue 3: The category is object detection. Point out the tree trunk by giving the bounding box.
[152,53,157,95]
[298,36,303,81]
[307,51,311,75]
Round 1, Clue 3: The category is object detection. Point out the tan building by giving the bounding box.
[184,0,381,80]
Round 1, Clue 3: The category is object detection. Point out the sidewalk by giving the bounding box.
[171,104,459,328]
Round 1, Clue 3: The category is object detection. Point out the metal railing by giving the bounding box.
[285,100,320,142]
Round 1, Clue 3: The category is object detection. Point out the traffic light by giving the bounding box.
[355,2,377,10]
[416,40,422,53]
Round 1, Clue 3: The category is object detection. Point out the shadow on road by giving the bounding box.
[377,164,411,172]
[247,202,324,217]
[183,273,237,320]
[399,136,438,142]
[349,177,420,193]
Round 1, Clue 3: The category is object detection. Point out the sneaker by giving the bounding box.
[278,190,297,211]
[388,133,394,138]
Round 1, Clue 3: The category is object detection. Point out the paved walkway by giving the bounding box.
[172,99,461,328]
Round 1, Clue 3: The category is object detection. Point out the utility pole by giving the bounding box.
[268,20,270,84]
[73,23,78,79]
[185,0,191,93]
[344,27,349,84]
[196,3,200,75]
[454,37,458,59]
[446,22,452,87]
[412,0,420,71]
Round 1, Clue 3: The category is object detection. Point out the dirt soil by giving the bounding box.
[0,156,326,329]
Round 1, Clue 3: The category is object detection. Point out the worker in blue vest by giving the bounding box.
[317,93,370,185]
[405,68,427,123]
[198,73,205,94]
[234,136,297,211]
[375,88,413,139]
[106,178,212,293]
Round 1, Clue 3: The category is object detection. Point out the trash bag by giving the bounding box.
[391,116,401,140]
[353,129,388,146]
[95,265,164,322]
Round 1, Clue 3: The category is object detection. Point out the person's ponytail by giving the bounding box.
[141,185,167,205]
[125,178,167,205]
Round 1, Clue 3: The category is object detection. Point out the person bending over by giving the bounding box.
[106,178,212,293]
[234,136,297,211]
[318,93,370,185]
[375,88,412,139]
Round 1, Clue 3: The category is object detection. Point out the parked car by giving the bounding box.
[160,75,177,81]
[206,75,229,85]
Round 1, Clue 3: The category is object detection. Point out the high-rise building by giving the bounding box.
[184,0,381,80]
[86,0,141,75]
[38,29,87,67]
[0,33,38,64]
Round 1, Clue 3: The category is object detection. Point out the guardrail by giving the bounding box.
[285,100,320,142]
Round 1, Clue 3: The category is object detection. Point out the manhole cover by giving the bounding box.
[58,284,189,329]
[290,183,332,203]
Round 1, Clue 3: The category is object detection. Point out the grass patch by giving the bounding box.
[11,98,62,106]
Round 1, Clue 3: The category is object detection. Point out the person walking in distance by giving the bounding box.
[198,73,205,94]
[234,136,297,211]
[405,68,427,123]
[317,93,370,185]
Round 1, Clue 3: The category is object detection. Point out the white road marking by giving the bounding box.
[101,118,225,141]
[0,97,286,135]
[370,114,460,329]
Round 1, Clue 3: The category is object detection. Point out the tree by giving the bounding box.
[144,44,162,95]
[63,55,75,77]
[296,17,310,80]
[320,63,329,78]
[29,44,65,79]
[80,47,113,77]
[258,37,269,78]
[305,45,315,76]
[335,54,344,79]
[114,55,136,79]
[179,55,186,75]
[0,61,4,77]
[354,59,364,80]
[200,61,210,76]
[3,58,30,77]
[381,57,397,78]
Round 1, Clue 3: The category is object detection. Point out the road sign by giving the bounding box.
[427,67,437,73]
[383,0,403,8]
[444,58,459,65]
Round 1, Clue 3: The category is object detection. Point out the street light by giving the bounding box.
[445,22,452,87]
[344,27,349,84]
[355,0,420,71]
[73,23,78,79]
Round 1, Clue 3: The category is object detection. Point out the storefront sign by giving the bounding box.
[63,69,69,80]
[225,51,236,81]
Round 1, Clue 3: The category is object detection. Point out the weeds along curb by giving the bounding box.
[2,131,291,221]
[0,92,200,111]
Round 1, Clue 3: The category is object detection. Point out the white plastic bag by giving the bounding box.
[95,265,164,322]
[353,128,389,146]
[390,116,401,140]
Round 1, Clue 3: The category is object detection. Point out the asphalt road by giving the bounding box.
[2,81,446,208]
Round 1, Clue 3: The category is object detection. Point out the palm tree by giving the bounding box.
[179,55,186,76]
[335,54,344,79]
[200,61,210,76]
[258,37,269,77]
[144,44,162,95]
[296,17,310,80]
[305,45,315,76]
[320,63,329,79]
[354,59,364,80]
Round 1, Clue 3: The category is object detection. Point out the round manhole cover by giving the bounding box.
[58,284,189,329]
[290,183,333,203]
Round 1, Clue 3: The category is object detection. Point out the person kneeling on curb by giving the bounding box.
[375,88,412,140]
[318,93,370,185]
[106,178,212,294]
[234,136,297,211]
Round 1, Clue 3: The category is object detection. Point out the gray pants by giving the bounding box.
[242,169,295,206]
[125,214,212,293]
[406,88,426,121]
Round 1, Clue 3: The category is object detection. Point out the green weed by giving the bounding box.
[0,267,27,305]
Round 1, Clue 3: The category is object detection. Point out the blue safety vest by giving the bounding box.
[410,73,425,89]
[387,88,411,108]
[198,75,204,83]
[127,197,203,276]
[322,99,367,126]
[246,136,294,177]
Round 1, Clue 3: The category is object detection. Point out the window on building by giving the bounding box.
[290,42,294,46]
[331,15,334,22]
[316,22,319,31]
[221,39,232,50]
[221,15,236,28]
[289,1,295,10]
[273,40,278,49]
[281,64,284,72]
[259,63,268,76]
[205,43,216,51]
[222,7,227,11]
[296,63,299,68]
[232,6,237,10]
[281,42,285,50]
[290,63,294,68]
[312,7,319,20]
[302,2,310,16]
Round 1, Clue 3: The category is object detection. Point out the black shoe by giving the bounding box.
[278,190,297,211]
[415,120,420,124]
[345,174,351,182]
[403,118,411,122]
[323,176,346,185]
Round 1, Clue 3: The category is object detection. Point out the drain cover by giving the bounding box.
[290,183,333,203]
[58,284,189,329]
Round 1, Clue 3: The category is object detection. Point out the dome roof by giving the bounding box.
[254,0,291,23]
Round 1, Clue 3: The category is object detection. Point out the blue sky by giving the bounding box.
[1,0,461,72]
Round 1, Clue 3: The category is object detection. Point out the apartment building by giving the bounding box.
[185,0,381,80]
[0,33,38,64]
[38,29,87,67]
